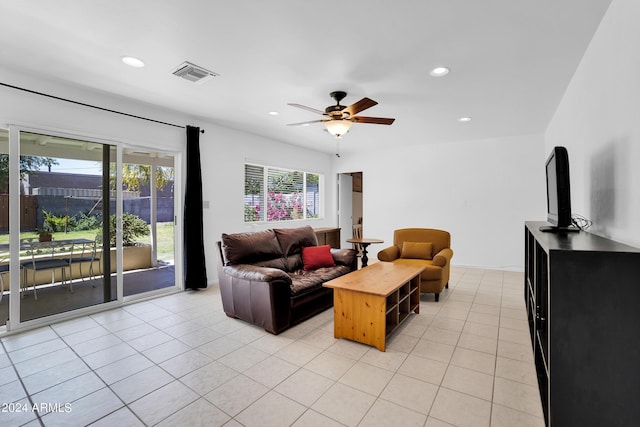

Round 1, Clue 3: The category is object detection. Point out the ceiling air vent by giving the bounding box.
[171,61,219,84]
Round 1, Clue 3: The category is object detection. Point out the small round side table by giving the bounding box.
[346,238,384,268]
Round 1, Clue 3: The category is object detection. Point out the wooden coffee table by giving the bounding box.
[323,262,424,351]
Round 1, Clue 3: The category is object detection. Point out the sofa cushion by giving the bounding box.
[222,264,291,283]
[330,248,356,267]
[400,241,433,260]
[275,226,318,256]
[221,229,282,265]
[302,245,336,270]
[254,257,288,271]
[289,265,352,295]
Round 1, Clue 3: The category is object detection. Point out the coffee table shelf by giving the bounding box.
[324,262,423,351]
[387,283,419,336]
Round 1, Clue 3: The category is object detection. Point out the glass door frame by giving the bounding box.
[121,144,183,303]
[4,125,183,334]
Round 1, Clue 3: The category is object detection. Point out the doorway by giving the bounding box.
[122,148,176,298]
[338,172,363,250]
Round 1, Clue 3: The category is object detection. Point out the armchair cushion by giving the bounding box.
[394,258,443,281]
[400,241,433,260]
[302,245,335,270]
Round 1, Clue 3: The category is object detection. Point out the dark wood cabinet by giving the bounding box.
[524,221,640,427]
[314,227,340,249]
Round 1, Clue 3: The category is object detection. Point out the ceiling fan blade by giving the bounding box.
[287,103,325,115]
[286,119,325,126]
[344,97,378,116]
[352,116,395,125]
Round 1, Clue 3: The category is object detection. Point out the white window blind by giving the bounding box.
[244,163,321,222]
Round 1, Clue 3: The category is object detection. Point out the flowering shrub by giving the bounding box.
[244,164,321,223]
[267,191,303,221]
[244,204,260,222]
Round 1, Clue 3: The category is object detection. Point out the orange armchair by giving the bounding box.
[377,228,453,301]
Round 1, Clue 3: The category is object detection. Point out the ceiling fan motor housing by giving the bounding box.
[325,105,349,118]
[327,91,349,118]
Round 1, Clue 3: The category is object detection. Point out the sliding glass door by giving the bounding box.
[18,131,117,322]
[121,148,176,297]
[0,127,180,332]
[0,128,10,328]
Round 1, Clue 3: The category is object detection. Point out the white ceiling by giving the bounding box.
[1,0,612,154]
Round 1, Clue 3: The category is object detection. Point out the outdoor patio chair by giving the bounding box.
[64,239,98,286]
[20,239,74,300]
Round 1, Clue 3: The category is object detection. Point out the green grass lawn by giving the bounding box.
[0,223,175,262]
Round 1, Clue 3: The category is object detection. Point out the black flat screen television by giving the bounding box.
[540,146,577,232]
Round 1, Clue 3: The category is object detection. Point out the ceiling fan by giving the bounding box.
[287,91,395,138]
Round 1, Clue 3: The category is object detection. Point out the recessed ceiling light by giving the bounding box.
[268,111,279,116]
[458,117,472,122]
[429,66,450,77]
[121,56,145,68]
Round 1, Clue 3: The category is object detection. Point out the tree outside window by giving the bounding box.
[0,155,59,193]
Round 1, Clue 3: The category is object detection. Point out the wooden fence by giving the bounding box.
[0,195,37,232]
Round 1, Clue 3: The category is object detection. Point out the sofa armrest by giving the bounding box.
[218,263,292,334]
[377,246,400,262]
[330,248,357,268]
[432,248,454,267]
[223,264,291,283]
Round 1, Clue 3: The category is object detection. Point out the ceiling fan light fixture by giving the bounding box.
[324,120,353,138]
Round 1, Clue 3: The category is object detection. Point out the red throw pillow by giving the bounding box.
[301,245,335,270]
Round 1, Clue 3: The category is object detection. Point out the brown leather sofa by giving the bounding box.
[377,228,453,301]
[216,226,357,334]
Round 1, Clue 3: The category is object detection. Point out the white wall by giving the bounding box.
[545,0,640,247]
[1,68,338,284]
[334,134,544,270]
[0,67,187,149]
[198,123,337,277]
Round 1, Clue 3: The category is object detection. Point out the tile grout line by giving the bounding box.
[2,331,46,427]
[113,304,223,426]
[488,272,504,427]
[3,269,542,426]
[47,324,149,427]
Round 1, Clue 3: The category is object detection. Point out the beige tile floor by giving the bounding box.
[0,267,544,427]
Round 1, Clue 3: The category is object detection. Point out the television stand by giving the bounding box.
[538,225,580,233]
[525,221,640,425]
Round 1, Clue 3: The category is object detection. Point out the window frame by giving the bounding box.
[244,162,323,223]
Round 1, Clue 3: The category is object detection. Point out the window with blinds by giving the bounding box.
[244,163,321,222]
